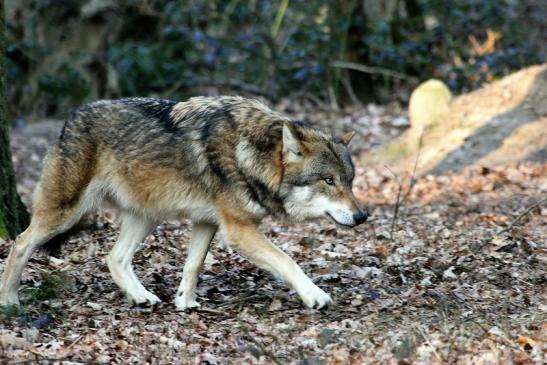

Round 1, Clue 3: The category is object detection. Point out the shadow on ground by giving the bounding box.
[430,67,547,174]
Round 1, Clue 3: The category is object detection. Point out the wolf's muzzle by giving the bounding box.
[353,210,368,225]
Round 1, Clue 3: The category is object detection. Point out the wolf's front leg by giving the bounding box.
[174,222,217,311]
[219,212,332,309]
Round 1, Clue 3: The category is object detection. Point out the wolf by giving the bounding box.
[0,96,367,310]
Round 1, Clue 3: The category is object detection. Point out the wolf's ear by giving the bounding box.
[340,131,355,146]
[283,123,303,161]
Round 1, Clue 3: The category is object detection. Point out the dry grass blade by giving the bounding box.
[385,133,423,241]
[385,165,404,242]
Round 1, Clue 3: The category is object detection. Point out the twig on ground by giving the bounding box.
[496,196,547,236]
[217,293,268,308]
[414,325,442,362]
[196,307,226,315]
[474,195,547,253]
[63,334,84,352]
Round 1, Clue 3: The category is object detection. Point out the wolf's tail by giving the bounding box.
[31,111,99,255]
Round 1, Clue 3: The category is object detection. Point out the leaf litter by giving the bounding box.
[1,108,546,364]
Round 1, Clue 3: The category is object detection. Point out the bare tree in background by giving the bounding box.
[0,0,29,239]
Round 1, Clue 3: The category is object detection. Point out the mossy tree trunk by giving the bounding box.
[0,0,30,239]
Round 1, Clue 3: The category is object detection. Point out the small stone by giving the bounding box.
[443,266,458,280]
[297,237,315,246]
[86,302,103,311]
[268,298,283,312]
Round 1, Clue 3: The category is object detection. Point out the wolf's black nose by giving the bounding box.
[353,210,368,225]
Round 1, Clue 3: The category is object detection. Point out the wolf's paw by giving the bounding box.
[174,294,200,311]
[127,290,162,307]
[300,285,333,309]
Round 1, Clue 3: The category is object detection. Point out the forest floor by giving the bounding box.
[1,99,546,364]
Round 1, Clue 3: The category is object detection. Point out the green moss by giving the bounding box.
[21,273,71,303]
[0,215,7,239]
[0,304,23,319]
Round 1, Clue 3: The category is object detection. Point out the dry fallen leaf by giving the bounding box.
[516,336,537,348]
[374,244,390,258]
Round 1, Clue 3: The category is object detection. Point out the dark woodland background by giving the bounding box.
[5,0,546,121]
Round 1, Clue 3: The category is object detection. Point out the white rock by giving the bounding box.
[352,266,383,280]
[443,266,458,280]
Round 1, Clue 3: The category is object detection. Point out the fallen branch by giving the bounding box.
[330,60,416,81]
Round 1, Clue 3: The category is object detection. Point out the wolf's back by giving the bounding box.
[57,96,286,159]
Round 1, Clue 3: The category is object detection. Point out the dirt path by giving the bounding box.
[1,109,546,364]
[366,65,547,176]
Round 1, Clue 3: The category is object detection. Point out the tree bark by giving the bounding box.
[0,0,30,239]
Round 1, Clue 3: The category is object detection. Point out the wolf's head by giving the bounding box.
[280,122,367,227]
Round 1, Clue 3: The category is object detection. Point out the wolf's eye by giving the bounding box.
[324,177,335,186]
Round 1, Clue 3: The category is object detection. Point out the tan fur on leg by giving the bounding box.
[0,211,83,306]
[218,209,332,309]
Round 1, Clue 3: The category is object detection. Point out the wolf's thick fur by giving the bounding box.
[0,96,366,310]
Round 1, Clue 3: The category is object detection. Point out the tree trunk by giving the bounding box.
[0,0,30,239]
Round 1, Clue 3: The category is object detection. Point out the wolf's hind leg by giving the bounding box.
[220,214,333,309]
[174,222,217,311]
[106,212,160,306]
[0,208,83,306]
[0,140,97,307]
